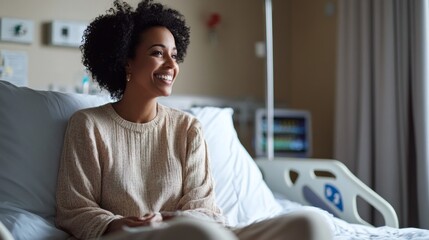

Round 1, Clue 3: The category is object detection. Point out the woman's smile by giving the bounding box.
[154,73,174,85]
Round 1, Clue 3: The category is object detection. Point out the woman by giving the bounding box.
[55,1,332,239]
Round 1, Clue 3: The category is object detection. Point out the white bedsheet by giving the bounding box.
[274,197,429,240]
[1,200,429,240]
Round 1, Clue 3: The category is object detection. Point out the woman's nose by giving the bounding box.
[163,55,176,68]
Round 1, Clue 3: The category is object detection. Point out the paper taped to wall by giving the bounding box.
[0,50,28,86]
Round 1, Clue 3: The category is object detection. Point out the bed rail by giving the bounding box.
[255,158,399,228]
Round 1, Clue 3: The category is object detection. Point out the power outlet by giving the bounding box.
[0,18,34,44]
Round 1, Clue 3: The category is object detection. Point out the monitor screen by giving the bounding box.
[255,108,312,157]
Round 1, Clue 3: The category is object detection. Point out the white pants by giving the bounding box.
[102,210,333,240]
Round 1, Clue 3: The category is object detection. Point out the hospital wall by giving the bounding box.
[0,0,337,158]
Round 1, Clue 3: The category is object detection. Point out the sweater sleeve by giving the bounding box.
[55,112,121,239]
[175,121,226,225]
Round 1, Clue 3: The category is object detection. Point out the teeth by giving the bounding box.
[155,74,173,81]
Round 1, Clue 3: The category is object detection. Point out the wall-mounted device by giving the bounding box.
[255,108,312,158]
[47,20,87,47]
[0,18,34,44]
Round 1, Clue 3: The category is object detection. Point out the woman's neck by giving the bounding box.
[112,94,158,123]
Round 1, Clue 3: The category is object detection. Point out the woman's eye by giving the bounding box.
[152,50,163,56]
[171,54,178,60]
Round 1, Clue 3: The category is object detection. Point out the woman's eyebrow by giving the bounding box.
[148,44,177,51]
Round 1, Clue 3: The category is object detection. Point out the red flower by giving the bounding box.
[207,13,221,29]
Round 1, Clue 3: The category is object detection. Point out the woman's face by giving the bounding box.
[127,26,179,99]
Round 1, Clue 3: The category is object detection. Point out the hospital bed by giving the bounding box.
[0,80,428,239]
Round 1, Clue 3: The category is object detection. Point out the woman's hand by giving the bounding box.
[160,211,179,221]
[104,213,163,235]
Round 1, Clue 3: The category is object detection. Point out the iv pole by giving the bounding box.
[264,0,274,160]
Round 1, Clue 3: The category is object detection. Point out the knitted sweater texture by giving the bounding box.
[55,103,223,240]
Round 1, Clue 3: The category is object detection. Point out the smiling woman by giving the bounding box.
[54,0,332,240]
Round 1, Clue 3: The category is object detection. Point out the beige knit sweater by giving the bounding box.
[55,103,224,240]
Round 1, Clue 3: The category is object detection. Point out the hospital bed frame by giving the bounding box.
[256,158,399,228]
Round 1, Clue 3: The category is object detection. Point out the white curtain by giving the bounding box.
[335,0,429,228]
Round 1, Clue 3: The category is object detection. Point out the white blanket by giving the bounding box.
[1,200,429,240]
[275,198,429,240]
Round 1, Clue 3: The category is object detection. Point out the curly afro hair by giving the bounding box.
[81,0,190,100]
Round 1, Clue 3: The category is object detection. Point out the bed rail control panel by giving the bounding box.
[324,184,343,212]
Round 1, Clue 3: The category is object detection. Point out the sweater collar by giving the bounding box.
[103,103,165,132]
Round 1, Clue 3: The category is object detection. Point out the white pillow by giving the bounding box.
[0,80,110,219]
[191,107,283,227]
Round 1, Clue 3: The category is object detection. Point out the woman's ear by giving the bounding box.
[125,61,132,74]
[125,61,132,82]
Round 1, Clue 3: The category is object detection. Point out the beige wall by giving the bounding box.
[0,0,266,98]
[273,0,337,158]
[0,0,114,90]
[0,0,337,159]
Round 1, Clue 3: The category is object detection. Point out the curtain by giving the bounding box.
[412,0,429,229]
[335,0,429,228]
